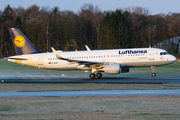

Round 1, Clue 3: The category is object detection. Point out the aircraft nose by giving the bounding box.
[170,55,176,63]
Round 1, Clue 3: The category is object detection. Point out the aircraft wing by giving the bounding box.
[51,47,104,66]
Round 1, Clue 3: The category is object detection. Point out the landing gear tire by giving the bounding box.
[96,73,102,78]
[152,73,156,77]
[151,66,156,77]
[89,73,95,79]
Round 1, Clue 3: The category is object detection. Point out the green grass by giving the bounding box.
[0,105,14,111]
[0,84,180,92]
[0,96,180,120]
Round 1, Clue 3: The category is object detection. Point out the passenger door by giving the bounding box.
[149,50,154,60]
[38,55,43,65]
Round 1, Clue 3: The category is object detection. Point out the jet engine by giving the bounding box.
[103,64,121,74]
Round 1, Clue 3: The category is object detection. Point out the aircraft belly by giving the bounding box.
[66,63,79,70]
[126,60,173,67]
[43,60,78,70]
[27,60,39,67]
[48,64,78,70]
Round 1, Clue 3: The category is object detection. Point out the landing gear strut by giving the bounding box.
[96,73,102,78]
[151,66,156,77]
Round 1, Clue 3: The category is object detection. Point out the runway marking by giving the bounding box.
[1,77,180,84]
[0,89,180,97]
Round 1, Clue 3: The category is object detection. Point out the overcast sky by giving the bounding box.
[1,0,180,15]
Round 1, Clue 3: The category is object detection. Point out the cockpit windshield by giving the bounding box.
[160,52,169,55]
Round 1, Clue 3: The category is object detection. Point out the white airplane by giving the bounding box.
[7,27,176,79]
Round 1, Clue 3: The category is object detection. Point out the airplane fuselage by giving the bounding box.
[8,48,176,71]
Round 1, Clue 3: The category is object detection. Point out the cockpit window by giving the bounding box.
[160,52,169,55]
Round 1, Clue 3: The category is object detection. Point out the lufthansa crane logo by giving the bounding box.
[14,35,26,48]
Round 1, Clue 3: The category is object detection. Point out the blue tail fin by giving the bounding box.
[9,27,41,55]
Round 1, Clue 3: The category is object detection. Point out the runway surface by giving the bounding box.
[1,77,180,84]
[0,89,180,97]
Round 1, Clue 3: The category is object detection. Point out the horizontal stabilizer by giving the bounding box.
[7,57,28,60]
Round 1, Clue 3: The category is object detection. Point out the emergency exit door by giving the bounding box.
[38,55,43,65]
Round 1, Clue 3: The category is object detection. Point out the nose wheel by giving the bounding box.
[151,66,156,77]
[152,73,156,77]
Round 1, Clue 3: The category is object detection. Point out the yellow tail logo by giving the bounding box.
[14,35,26,48]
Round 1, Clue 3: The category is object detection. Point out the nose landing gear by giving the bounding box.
[151,66,156,77]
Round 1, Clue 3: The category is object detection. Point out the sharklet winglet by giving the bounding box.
[51,47,63,59]
[85,45,91,51]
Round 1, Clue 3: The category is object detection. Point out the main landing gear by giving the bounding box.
[89,73,102,79]
[89,73,95,79]
[151,66,156,77]
[96,73,102,78]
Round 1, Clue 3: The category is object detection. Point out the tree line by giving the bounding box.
[0,4,180,57]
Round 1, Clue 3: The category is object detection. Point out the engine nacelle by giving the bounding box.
[103,64,121,74]
[121,67,130,73]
